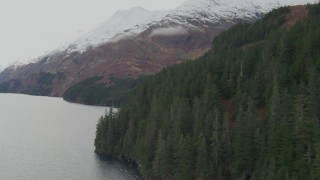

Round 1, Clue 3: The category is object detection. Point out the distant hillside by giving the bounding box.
[95,4,320,179]
[0,0,315,97]
[62,76,147,107]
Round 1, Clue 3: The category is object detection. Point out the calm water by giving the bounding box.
[0,93,141,180]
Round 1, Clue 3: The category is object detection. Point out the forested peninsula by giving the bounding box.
[95,4,320,179]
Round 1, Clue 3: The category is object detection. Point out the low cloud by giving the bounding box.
[149,26,188,37]
[108,32,136,43]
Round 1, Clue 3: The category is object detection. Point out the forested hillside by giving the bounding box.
[63,76,147,106]
[95,4,320,179]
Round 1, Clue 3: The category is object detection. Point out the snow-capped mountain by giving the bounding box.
[65,0,317,52]
[172,0,302,22]
[9,0,316,65]
[0,0,316,96]
[68,7,170,52]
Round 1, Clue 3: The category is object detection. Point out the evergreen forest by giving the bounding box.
[63,76,146,106]
[95,4,320,179]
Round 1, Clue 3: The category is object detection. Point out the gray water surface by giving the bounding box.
[0,93,141,180]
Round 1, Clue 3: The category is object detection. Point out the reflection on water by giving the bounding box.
[94,155,142,180]
[0,93,141,180]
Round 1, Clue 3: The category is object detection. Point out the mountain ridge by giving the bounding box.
[0,0,317,97]
[5,0,317,67]
[64,0,318,53]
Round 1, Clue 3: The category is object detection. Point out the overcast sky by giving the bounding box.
[0,0,185,67]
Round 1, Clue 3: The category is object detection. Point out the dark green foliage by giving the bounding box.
[0,79,21,92]
[95,4,320,179]
[0,79,51,96]
[213,7,290,52]
[24,86,52,96]
[0,71,63,96]
[63,76,147,107]
[57,72,66,80]
[37,72,56,85]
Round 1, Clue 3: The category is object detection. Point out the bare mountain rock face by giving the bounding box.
[0,0,316,96]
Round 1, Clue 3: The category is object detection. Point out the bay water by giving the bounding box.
[0,93,141,180]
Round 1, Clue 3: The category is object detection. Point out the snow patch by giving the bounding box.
[169,0,317,24]
[108,32,137,43]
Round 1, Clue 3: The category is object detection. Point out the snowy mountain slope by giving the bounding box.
[8,0,317,66]
[67,7,170,52]
[5,8,170,69]
[66,0,317,53]
[165,0,317,24]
